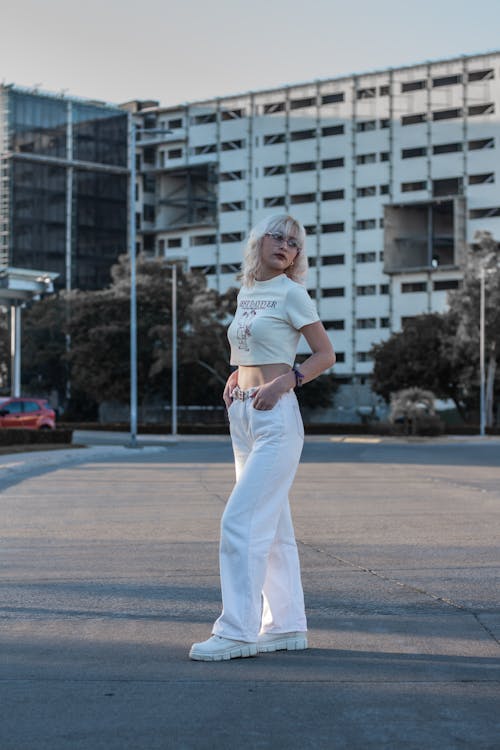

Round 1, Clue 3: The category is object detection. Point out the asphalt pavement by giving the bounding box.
[1,437,499,749]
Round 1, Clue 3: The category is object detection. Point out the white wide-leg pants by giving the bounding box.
[212,390,307,642]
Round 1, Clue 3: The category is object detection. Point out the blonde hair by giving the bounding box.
[239,214,309,287]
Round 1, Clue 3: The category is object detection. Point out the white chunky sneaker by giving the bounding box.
[257,631,308,653]
[189,635,258,661]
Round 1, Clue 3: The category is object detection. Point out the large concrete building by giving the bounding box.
[130,50,500,404]
[0,84,129,291]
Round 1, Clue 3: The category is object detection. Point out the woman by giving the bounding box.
[189,214,335,661]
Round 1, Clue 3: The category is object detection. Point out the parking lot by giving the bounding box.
[1,437,499,749]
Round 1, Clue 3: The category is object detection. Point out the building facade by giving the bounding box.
[0,85,129,290]
[131,51,500,391]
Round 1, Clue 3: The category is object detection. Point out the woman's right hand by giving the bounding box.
[223,370,239,409]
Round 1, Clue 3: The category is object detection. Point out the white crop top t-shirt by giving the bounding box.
[227,273,320,367]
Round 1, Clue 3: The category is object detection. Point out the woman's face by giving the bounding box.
[258,230,301,278]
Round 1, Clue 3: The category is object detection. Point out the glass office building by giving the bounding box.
[0,85,129,290]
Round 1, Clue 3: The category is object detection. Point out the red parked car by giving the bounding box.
[0,398,56,430]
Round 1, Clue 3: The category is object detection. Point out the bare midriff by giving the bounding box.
[236,363,292,390]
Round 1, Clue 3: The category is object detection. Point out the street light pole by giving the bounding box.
[128,123,174,447]
[479,266,485,437]
[171,261,178,438]
[128,114,138,448]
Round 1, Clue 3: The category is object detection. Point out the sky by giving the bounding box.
[1,0,500,108]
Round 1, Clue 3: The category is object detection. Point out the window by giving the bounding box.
[158,239,165,254]
[221,232,244,242]
[323,287,345,297]
[322,92,344,104]
[469,207,500,219]
[468,103,495,116]
[221,108,245,120]
[264,165,285,176]
[322,124,344,137]
[291,161,315,173]
[322,222,344,233]
[335,352,345,362]
[264,133,285,145]
[469,173,494,185]
[433,108,461,121]
[192,113,216,125]
[356,252,377,263]
[356,285,376,295]
[220,201,245,211]
[356,219,376,230]
[433,279,460,291]
[356,352,372,363]
[356,120,377,132]
[357,87,376,99]
[379,185,389,195]
[379,85,390,96]
[356,153,376,165]
[402,80,427,92]
[321,254,345,265]
[143,175,155,193]
[379,284,389,294]
[432,177,462,197]
[143,147,155,164]
[194,143,216,155]
[221,263,241,273]
[322,189,344,200]
[219,170,245,181]
[190,234,216,246]
[468,69,494,82]
[168,238,182,248]
[168,118,183,129]
[264,196,285,207]
[402,282,427,293]
[322,157,344,169]
[402,181,427,192]
[263,101,285,114]
[357,186,376,197]
[24,401,41,413]
[221,139,244,151]
[402,113,427,125]
[290,193,315,205]
[323,319,345,330]
[290,96,316,109]
[290,129,316,141]
[380,152,390,162]
[191,264,216,274]
[380,317,390,328]
[357,318,376,329]
[168,148,182,159]
[143,205,155,222]
[469,138,494,150]
[433,142,462,155]
[433,74,462,87]
[2,401,22,414]
[402,146,427,158]
[380,118,390,129]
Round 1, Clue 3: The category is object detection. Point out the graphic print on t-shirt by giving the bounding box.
[236,299,278,351]
[236,309,257,351]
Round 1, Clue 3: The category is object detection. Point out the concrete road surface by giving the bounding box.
[1,438,499,749]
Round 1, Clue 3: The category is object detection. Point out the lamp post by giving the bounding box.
[162,254,188,438]
[479,263,500,437]
[479,266,486,437]
[128,120,172,448]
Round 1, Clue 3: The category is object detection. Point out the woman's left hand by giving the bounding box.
[251,381,284,410]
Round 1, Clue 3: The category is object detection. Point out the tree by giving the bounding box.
[370,313,467,418]
[446,231,500,426]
